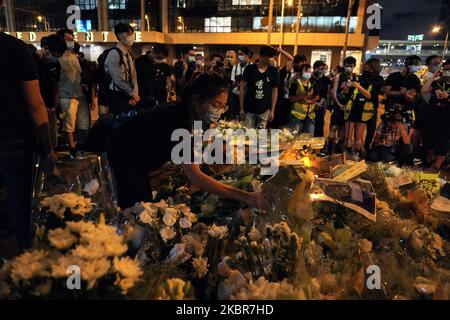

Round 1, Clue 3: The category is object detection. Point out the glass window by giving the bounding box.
[75,0,97,10]
[109,0,126,10]
[232,0,262,5]
[205,17,232,33]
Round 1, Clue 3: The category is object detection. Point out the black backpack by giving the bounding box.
[97,47,125,106]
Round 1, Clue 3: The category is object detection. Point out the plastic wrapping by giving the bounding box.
[32,153,119,226]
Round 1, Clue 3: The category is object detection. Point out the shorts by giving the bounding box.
[60,97,90,133]
[348,103,370,124]
[330,105,345,127]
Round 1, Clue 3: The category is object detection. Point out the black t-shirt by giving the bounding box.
[173,60,196,95]
[33,52,60,109]
[109,103,191,171]
[135,55,172,103]
[242,64,278,114]
[384,72,421,106]
[0,32,38,144]
[311,75,331,100]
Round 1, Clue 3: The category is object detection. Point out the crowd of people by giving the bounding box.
[1,22,449,250]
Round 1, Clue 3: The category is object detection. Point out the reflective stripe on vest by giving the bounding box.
[344,84,374,122]
[291,80,316,120]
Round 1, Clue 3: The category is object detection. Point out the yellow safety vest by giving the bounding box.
[344,84,375,122]
[291,80,316,121]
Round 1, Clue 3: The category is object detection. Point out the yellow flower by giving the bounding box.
[207,224,228,239]
[192,257,209,279]
[66,221,96,234]
[47,228,77,250]
[51,254,83,278]
[10,250,51,285]
[116,277,138,295]
[113,257,143,279]
[80,258,111,290]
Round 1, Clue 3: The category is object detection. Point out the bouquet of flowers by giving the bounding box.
[0,220,142,299]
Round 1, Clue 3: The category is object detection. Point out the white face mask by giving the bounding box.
[442,70,450,78]
[238,55,246,64]
[124,35,135,47]
[187,56,195,63]
[66,41,75,50]
[345,67,354,74]
[302,72,312,80]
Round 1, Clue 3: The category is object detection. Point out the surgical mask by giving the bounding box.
[203,108,225,125]
[345,67,354,74]
[409,65,423,73]
[66,41,75,50]
[324,70,330,77]
[443,70,450,78]
[125,35,135,47]
[196,60,204,66]
[187,56,196,63]
[238,55,246,64]
[302,72,312,80]
[226,57,233,63]
[429,64,441,73]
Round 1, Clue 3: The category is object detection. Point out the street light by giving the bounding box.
[145,14,150,31]
[432,25,449,61]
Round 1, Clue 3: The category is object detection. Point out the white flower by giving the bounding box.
[207,224,228,239]
[160,227,177,242]
[248,227,262,242]
[47,228,77,250]
[179,217,193,229]
[154,199,169,210]
[181,233,205,257]
[139,210,155,224]
[113,257,143,279]
[80,258,111,290]
[217,256,232,277]
[41,193,93,218]
[177,203,192,215]
[192,257,209,278]
[183,211,198,223]
[163,208,179,227]
[72,243,106,260]
[83,179,100,196]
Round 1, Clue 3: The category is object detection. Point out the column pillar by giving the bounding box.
[97,0,109,31]
[5,0,16,32]
[161,0,169,33]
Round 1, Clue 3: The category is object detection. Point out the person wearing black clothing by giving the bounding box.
[344,58,382,156]
[135,44,172,105]
[384,55,422,113]
[329,57,357,153]
[271,53,303,128]
[33,35,67,148]
[173,46,196,98]
[0,32,56,249]
[228,46,253,120]
[311,60,332,137]
[108,72,270,211]
[421,59,450,169]
[240,46,279,129]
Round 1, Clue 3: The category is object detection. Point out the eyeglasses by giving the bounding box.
[208,102,229,113]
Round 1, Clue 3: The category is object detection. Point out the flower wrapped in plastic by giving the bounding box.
[33,153,119,228]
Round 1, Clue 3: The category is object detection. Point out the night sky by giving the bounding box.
[377,0,442,40]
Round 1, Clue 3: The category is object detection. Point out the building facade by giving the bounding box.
[1,0,379,69]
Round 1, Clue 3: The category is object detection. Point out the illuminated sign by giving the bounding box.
[407,34,424,41]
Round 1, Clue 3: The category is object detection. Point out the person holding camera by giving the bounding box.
[369,108,412,165]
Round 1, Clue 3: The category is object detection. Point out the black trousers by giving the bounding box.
[0,141,33,249]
